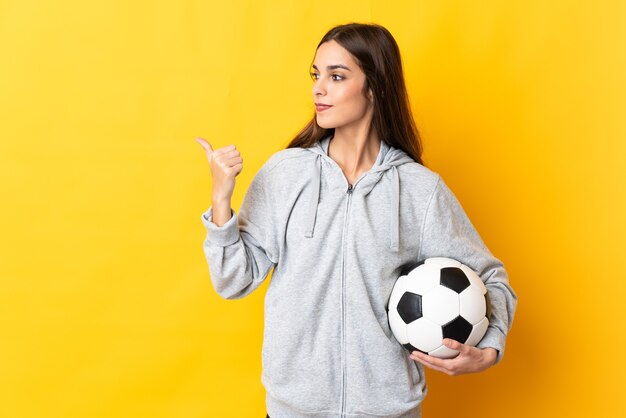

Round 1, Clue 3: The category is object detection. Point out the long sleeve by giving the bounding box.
[200,164,279,300]
[417,175,518,366]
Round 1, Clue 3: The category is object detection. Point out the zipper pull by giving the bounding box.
[347,183,353,194]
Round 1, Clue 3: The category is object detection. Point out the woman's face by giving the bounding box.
[311,40,374,130]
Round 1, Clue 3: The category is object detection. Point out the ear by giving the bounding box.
[368,88,374,102]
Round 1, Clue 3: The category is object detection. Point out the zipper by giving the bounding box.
[340,182,353,417]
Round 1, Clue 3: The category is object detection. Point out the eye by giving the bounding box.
[309,72,344,81]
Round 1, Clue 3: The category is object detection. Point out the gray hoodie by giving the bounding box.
[200,134,517,418]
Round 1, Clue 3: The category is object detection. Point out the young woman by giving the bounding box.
[197,22,517,418]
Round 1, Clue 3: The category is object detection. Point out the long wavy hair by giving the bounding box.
[285,22,424,166]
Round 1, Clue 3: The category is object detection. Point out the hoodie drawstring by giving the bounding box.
[304,154,322,238]
[304,153,401,252]
[389,165,400,251]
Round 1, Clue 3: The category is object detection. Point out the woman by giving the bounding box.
[197,22,517,418]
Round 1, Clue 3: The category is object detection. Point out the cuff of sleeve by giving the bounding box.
[476,326,506,366]
[200,207,240,247]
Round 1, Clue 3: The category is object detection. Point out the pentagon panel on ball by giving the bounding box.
[387,257,491,359]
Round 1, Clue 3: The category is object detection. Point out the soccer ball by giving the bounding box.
[387,257,491,359]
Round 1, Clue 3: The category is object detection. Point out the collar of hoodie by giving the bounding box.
[303,133,415,252]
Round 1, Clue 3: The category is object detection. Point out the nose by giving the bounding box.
[312,78,326,97]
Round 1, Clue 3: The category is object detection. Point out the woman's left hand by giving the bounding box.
[410,338,497,376]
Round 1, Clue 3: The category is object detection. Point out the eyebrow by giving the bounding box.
[312,64,352,71]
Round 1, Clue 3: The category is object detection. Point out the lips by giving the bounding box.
[315,104,333,112]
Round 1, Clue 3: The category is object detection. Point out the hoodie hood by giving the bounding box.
[304,133,415,251]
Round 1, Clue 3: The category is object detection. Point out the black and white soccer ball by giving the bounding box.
[387,257,491,359]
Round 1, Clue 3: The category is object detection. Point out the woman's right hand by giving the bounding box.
[195,137,243,202]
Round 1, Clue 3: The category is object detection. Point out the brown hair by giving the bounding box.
[285,22,424,166]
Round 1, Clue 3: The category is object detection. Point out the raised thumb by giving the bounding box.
[195,137,213,154]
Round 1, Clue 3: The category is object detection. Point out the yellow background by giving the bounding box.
[1,1,624,417]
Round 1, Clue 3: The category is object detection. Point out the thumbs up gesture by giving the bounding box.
[195,137,243,202]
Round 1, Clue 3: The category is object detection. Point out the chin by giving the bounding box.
[315,118,336,130]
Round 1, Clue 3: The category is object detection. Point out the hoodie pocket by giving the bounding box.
[345,309,426,416]
[261,283,344,413]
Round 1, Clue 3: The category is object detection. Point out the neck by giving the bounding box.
[328,126,381,179]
